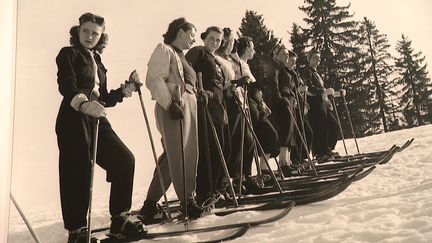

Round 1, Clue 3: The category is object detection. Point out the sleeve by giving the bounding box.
[249,100,261,123]
[97,56,125,107]
[56,47,83,103]
[261,101,271,118]
[186,47,221,101]
[101,87,125,107]
[185,47,202,71]
[145,44,173,110]
[300,68,323,96]
[272,66,283,100]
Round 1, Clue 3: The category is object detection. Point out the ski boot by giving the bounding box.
[181,197,204,220]
[138,199,158,224]
[109,212,147,239]
[67,227,97,243]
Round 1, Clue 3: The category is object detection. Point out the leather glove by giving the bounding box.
[231,76,251,87]
[334,89,346,98]
[129,70,143,87]
[122,70,143,97]
[168,100,184,120]
[79,101,107,117]
[341,89,346,96]
[197,90,213,106]
[298,85,308,93]
[323,88,335,96]
[304,102,310,115]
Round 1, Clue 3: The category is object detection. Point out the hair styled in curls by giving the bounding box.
[163,17,195,44]
[200,26,223,40]
[69,12,109,54]
[236,36,253,57]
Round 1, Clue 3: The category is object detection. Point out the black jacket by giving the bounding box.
[55,46,125,145]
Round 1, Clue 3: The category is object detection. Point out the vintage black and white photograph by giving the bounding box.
[2,0,432,242]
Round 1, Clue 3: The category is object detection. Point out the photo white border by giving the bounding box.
[0,0,17,240]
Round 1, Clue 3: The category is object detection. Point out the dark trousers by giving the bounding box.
[254,119,280,157]
[290,112,313,163]
[58,120,135,231]
[272,99,296,148]
[308,97,339,157]
[226,96,254,178]
[195,105,229,200]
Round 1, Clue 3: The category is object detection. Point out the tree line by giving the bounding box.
[237,0,432,138]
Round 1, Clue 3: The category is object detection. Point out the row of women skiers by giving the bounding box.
[56,14,343,242]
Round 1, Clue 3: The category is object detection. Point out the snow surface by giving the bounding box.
[8,125,432,242]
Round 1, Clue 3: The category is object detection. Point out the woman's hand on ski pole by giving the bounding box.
[79,100,107,117]
[122,70,143,97]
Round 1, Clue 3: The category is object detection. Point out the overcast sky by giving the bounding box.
[6,0,432,212]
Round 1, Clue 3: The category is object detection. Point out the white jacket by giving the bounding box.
[146,43,186,110]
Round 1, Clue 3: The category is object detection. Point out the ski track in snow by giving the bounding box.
[8,125,432,242]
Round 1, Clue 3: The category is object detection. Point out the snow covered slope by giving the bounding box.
[8,125,432,242]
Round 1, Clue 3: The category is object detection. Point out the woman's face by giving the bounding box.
[225,39,235,55]
[286,56,297,70]
[243,41,255,60]
[277,49,289,64]
[179,28,196,50]
[79,21,103,49]
[204,31,223,53]
[254,89,263,102]
[309,53,321,68]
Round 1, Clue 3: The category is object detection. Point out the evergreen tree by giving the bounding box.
[290,23,309,68]
[394,34,432,126]
[356,17,400,133]
[238,10,280,82]
[299,0,359,89]
[299,0,363,137]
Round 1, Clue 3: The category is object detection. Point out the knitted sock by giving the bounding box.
[259,154,271,170]
[279,147,288,165]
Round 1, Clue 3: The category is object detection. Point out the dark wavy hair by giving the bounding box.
[236,36,253,57]
[200,26,223,40]
[163,17,195,44]
[69,13,109,53]
[216,27,234,55]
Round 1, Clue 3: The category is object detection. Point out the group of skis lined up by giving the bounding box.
[93,139,413,242]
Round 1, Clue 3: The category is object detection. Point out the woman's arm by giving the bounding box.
[145,43,173,110]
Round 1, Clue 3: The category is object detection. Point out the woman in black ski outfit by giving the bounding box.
[185,26,230,204]
[300,50,339,160]
[55,12,145,242]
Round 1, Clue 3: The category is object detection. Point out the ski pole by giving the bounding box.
[285,104,318,176]
[243,90,263,181]
[341,93,360,154]
[196,73,215,200]
[204,108,239,207]
[136,86,171,219]
[294,86,309,164]
[330,97,348,155]
[273,157,285,180]
[233,95,283,193]
[87,117,99,243]
[238,86,246,196]
[10,193,41,243]
[175,85,188,224]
